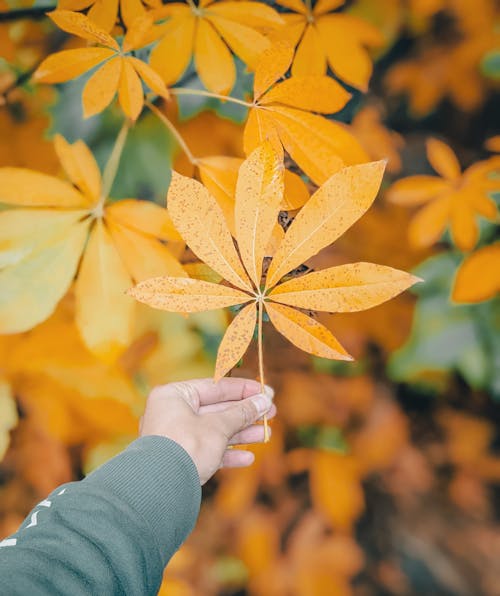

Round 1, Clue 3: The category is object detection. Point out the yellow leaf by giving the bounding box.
[427,138,461,181]
[82,56,122,118]
[452,244,500,303]
[0,209,87,268]
[54,135,102,202]
[266,161,386,288]
[48,10,120,50]
[75,220,135,361]
[207,15,270,71]
[293,23,327,75]
[127,57,169,98]
[282,169,310,210]
[0,168,87,207]
[265,302,352,360]
[450,199,478,251]
[408,195,451,248]
[0,221,88,333]
[34,47,116,83]
[87,0,119,31]
[122,12,153,51]
[261,75,351,113]
[387,175,450,205]
[214,302,257,381]
[235,142,285,287]
[208,1,284,28]
[266,106,367,184]
[120,0,146,27]
[106,199,182,241]
[167,172,253,291]
[149,14,195,85]
[194,18,236,94]
[108,222,186,281]
[269,263,419,311]
[128,277,253,312]
[253,40,294,100]
[118,58,144,121]
[314,0,345,15]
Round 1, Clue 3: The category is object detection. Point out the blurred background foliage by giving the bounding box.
[1,0,499,594]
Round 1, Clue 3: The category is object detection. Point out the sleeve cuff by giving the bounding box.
[82,435,201,562]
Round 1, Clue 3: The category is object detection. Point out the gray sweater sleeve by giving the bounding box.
[0,436,201,595]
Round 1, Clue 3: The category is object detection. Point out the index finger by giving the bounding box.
[166,377,270,407]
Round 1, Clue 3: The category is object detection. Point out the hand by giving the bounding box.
[139,378,276,484]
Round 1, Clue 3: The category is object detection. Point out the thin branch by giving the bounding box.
[146,99,198,166]
[171,87,253,109]
[257,299,270,442]
[0,6,56,22]
[99,120,130,205]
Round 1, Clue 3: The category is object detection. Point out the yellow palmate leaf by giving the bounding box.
[214,302,257,382]
[75,220,135,361]
[127,58,169,99]
[265,302,352,360]
[128,277,253,312]
[387,175,450,205]
[0,221,88,333]
[427,138,461,181]
[269,263,419,312]
[0,168,87,207]
[87,0,119,31]
[54,135,102,202]
[261,76,350,114]
[408,195,451,248]
[293,24,327,75]
[207,15,270,70]
[267,106,368,184]
[108,222,186,281]
[450,199,478,251]
[235,142,285,286]
[82,56,122,118]
[106,199,182,241]
[118,58,144,121]
[275,0,306,13]
[149,14,195,85]
[452,244,500,303]
[167,172,253,291]
[266,161,386,288]
[253,40,294,100]
[0,209,87,268]
[33,47,115,83]
[48,10,120,50]
[313,0,345,14]
[208,1,284,28]
[282,169,310,210]
[194,18,235,94]
[122,12,153,51]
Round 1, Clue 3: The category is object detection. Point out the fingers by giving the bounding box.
[153,377,269,409]
[229,423,272,445]
[211,392,273,438]
[199,401,277,421]
[221,449,255,468]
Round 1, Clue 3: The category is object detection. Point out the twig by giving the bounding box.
[257,299,270,442]
[171,87,253,109]
[99,120,130,206]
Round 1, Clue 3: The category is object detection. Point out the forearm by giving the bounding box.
[0,436,201,596]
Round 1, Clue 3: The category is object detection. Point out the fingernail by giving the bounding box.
[264,385,274,399]
[251,393,272,415]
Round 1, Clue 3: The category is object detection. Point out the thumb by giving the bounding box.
[214,392,273,438]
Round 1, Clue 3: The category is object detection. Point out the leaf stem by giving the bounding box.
[171,87,253,109]
[100,119,130,204]
[146,100,198,166]
[257,299,269,442]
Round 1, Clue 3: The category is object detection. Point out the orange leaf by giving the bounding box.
[426,138,461,181]
[128,277,252,312]
[235,142,285,287]
[167,172,253,291]
[48,10,120,50]
[266,161,386,288]
[194,18,235,95]
[106,199,182,242]
[214,302,257,381]
[269,263,419,312]
[387,175,450,205]
[452,244,500,303]
[127,57,169,98]
[293,24,327,75]
[408,195,451,248]
[82,56,122,118]
[33,47,115,83]
[253,40,294,99]
[265,302,352,360]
